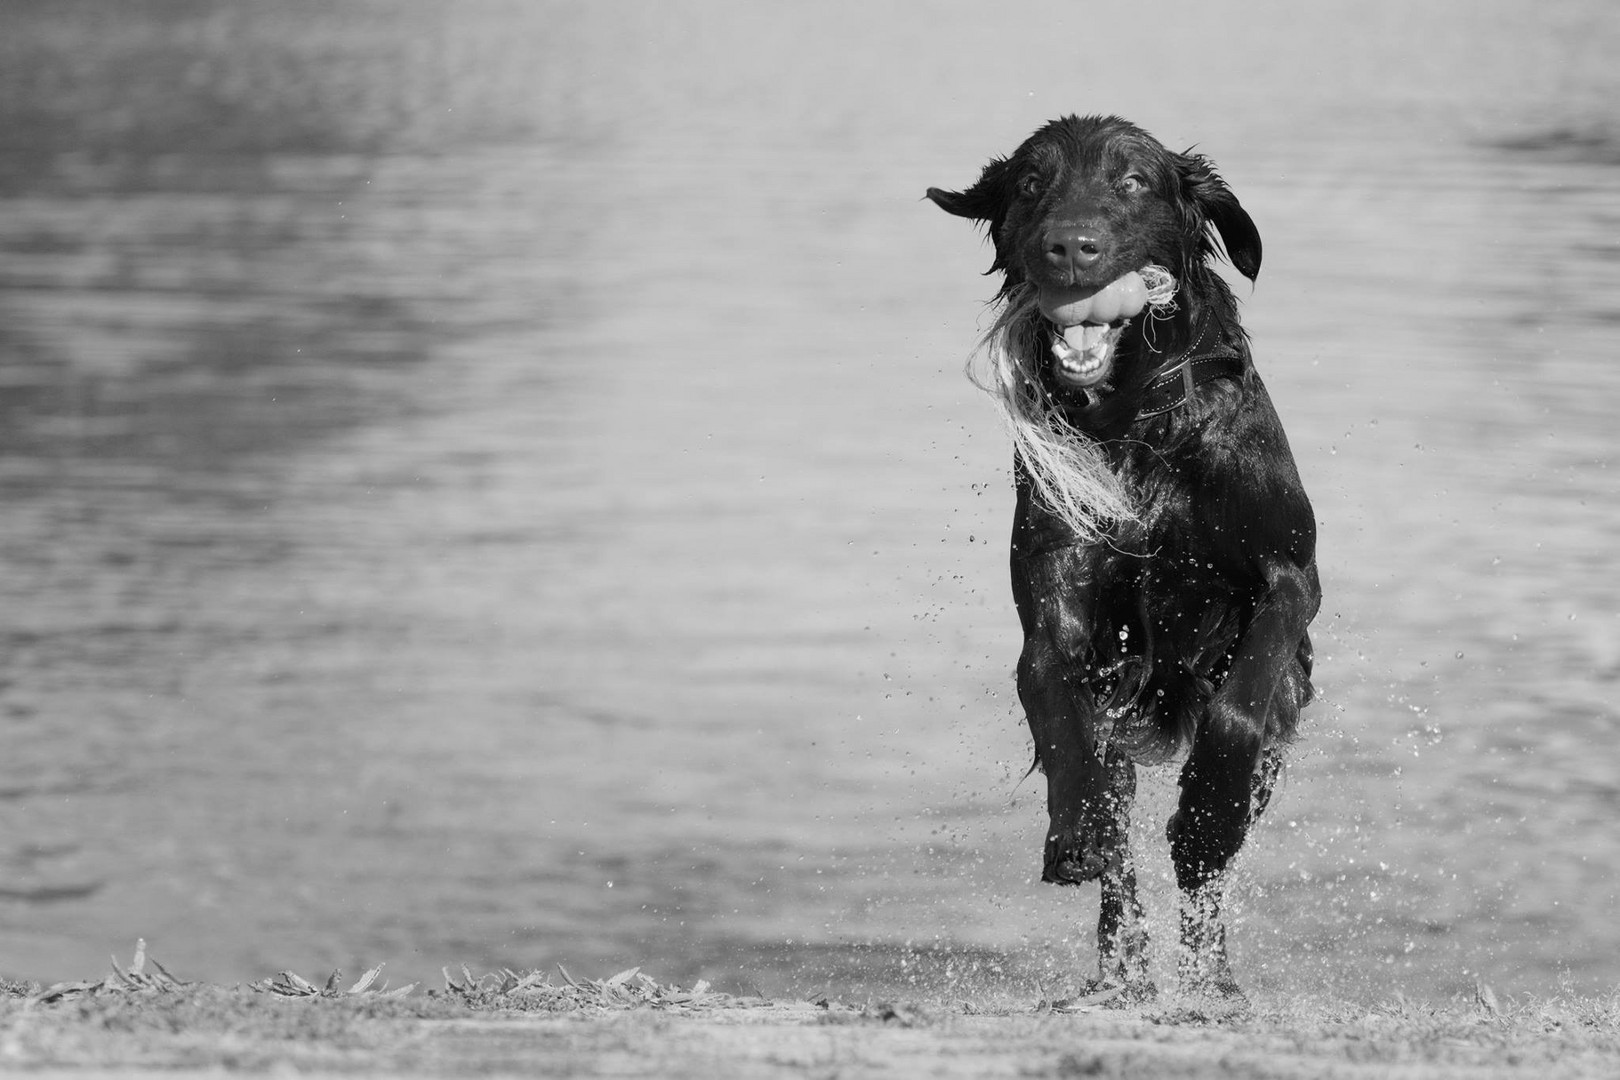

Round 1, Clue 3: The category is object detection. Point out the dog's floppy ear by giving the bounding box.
[927,158,1018,281]
[1175,151,1262,281]
[925,156,1013,225]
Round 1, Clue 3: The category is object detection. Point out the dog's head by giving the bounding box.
[927,115,1260,392]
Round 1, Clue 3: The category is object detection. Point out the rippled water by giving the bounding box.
[0,0,1617,1003]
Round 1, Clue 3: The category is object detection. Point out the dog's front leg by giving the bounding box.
[1017,628,1112,886]
[1016,610,1151,996]
[1170,555,1320,996]
[1012,548,1114,887]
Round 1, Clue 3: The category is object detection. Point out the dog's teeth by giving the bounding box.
[1050,321,1124,388]
[1051,336,1096,370]
[1054,326,1112,368]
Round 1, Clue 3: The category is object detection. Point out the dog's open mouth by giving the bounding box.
[1049,322,1127,387]
[1039,266,1176,389]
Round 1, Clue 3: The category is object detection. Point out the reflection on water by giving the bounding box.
[0,0,1617,1003]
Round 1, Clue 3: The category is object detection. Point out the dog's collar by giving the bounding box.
[1134,318,1246,421]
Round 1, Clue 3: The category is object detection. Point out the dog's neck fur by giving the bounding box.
[976,266,1248,544]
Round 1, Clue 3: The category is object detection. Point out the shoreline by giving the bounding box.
[4,950,1618,1079]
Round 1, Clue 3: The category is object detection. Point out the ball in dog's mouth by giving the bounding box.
[1038,268,1166,389]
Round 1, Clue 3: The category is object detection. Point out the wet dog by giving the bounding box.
[928,115,1319,998]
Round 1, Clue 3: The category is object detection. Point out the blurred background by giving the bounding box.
[0,0,1616,1004]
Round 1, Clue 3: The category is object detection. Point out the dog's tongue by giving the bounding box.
[1062,324,1111,352]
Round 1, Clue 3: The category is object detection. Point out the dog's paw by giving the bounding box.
[1099,976,1158,1006]
[1042,831,1107,884]
[1176,967,1246,1004]
[1045,851,1106,884]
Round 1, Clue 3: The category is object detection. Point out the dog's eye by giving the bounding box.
[1119,174,1146,194]
[1017,174,1043,199]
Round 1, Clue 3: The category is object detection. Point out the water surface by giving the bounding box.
[0,0,1617,1003]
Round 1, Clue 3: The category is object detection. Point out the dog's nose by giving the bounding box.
[1044,226,1105,275]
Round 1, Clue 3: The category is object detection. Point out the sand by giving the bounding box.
[4,956,1619,1080]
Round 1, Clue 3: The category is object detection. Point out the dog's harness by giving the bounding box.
[1133,318,1246,421]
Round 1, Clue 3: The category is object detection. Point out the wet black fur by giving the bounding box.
[928,115,1320,995]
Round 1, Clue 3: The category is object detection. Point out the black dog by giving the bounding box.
[928,115,1319,998]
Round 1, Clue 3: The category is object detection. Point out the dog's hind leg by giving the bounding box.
[1096,749,1153,997]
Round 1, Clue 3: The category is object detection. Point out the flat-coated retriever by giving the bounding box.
[928,115,1319,999]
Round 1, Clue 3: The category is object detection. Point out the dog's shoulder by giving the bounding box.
[1124,364,1316,570]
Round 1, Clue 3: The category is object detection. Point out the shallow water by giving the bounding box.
[0,0,1617,1003]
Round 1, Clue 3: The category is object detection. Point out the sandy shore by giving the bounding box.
[4,959,1619,1080]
